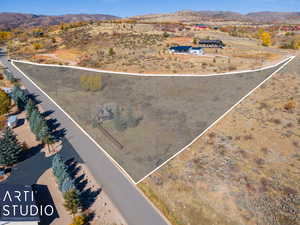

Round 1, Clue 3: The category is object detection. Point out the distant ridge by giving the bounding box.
[131,10,300,24]
[0,12,120,30]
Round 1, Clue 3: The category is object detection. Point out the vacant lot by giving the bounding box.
[139,56,300,225]
[15,60,288,181]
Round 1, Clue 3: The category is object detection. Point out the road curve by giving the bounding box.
[0,54,170,225]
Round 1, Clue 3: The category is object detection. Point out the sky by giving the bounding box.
[1,0,299,17]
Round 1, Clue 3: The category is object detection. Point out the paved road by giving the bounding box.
[0,53,169,225]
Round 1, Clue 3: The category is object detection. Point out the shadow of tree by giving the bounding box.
[20,143,43,162]
[64,158,101,211]
[80,187,101,211]
[42,110,54,118]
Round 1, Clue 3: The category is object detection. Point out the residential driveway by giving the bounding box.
[2,138,83,185]
[0,54,170,225]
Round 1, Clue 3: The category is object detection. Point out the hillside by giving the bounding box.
[131,10,300,24]
[0,12,119,30]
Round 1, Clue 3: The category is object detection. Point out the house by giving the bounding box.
[7,115,17,128]
[0,184,40,225]
[188,47,204,55]
[169,46,204,55]
[198,40,225,48]
[194,24,209,30]
[1,87,12,95]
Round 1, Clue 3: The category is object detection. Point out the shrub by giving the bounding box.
[70,214,87,225]
[33,43,43,50]
[108,48,115,56]
[163,32,170,38]
[80,75,102,92]
[284,101,296,111]
[0,115,6,130]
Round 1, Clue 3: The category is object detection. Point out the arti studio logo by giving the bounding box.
[0,184,54,222]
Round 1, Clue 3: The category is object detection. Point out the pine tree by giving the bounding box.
[61,177,76,193]
[52,153,64,176]
[11,86,27,111]
[37,119,48,141]
[0,138,7,166]
[57,169,69,190]
[29,108,39,132]
[64,189,80,215]
[0,127,23,166]
[25,99,36,120]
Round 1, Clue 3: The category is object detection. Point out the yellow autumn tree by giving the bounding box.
[0,89,11,115]
[261,32,271,46]
[292,39,300,50]
[69,214,87,225]
[0,31,12,43]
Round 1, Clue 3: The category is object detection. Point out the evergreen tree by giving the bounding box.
[11,86,27,111]
[29,108,39,132]
[57,169,69,190]
[0,127,23,166]
[25,99,36,120]
[52,154,62,169]
[63,189,80,215]
[37,119,48,141]
[61,177,76,193]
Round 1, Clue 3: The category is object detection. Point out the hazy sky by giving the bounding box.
[1,0,299,17]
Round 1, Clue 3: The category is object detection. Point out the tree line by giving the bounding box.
[52,154,87,225]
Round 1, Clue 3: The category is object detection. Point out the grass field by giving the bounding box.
[15,60,288,181]
[138,56,300,225]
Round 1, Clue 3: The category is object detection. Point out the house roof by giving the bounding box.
[199,40,225,46]
[1,87,12,92]
[169,46,192,52]
[0,184,40,222]
[190,47,203,50]
[8,115,17,123]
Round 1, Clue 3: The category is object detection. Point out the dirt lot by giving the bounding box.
[9,22,292,74]
[138,56,300,225]
[14,59,288,181]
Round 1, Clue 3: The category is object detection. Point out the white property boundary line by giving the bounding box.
[11,60,137,185]
[136,55,296,184]
[11,56,295,185]
[12,55,292,77]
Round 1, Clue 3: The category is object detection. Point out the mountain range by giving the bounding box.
[131,10,300,24]
[0,12,119,30]
[1,10,300,30]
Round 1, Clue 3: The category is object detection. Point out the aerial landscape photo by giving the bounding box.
[0,1,299,225]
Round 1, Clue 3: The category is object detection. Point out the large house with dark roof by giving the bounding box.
[198,40,225,48]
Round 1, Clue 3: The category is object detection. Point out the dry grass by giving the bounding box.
[8,22,291,74]
[139,56,300,225]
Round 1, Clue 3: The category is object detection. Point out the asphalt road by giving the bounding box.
[0,53,170,225]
